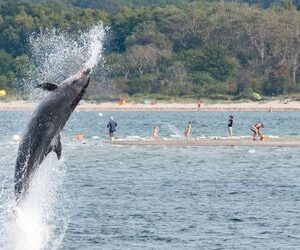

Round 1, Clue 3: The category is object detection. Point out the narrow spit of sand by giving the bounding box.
[0,100,300,112]
[111,137,300,147]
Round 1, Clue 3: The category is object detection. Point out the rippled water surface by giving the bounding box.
[1,111,300,249]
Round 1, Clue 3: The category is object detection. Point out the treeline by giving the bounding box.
[0,0,188,13]
[107,1,300,98]
[89,0,300,11]
[3,0,300,12]
[2,1,300,99]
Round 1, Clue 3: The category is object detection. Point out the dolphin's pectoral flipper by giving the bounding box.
[35,82,58,91]
[53,134,62,159]
[46,134,62,159]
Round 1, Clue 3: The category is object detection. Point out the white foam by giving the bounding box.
[12,135,20,142]
[1,153,67,250]
[170,134,181,138]
[124,136,151,141]
[268,135,280,138]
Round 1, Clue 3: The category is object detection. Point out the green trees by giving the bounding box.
[0,3,106,94]
[182,46,235,83]
[0,50,28,90]
[2,1,300,99]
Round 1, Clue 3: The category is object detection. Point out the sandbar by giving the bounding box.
[111,137,300,147]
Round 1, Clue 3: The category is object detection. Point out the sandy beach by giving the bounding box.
[0,100,300,112]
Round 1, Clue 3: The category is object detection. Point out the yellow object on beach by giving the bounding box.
[118,99,126,105]
[0,90,6,97]
[252,92,261,100]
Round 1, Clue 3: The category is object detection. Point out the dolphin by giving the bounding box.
[14,67,91,201]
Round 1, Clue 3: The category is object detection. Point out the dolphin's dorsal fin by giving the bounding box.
[35,82,58,91]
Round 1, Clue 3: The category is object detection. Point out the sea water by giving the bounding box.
[1,111,300,249]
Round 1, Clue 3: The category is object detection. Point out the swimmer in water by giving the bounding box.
[74,134,84,141]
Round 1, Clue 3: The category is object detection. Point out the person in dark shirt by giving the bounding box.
[228,115,233,138]
[107,116,117,141]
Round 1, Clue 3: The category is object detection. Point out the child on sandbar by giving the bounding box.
[184,121,192,140]
[152,126,159,140]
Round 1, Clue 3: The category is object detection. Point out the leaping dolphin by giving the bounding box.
[14,67,90,201]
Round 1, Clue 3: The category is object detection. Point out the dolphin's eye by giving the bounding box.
[72,80,77,85]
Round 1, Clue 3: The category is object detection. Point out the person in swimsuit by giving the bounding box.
[152,126,159,140]
[184,121,192,140]
[251,123,264,140]
[197,102,201,111]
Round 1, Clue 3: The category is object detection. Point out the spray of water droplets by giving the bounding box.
[25,23,106,99]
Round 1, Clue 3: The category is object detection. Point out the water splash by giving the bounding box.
[164,124,183,138]
[25,23,106,99]
[0,153,68,250]
[84,25,105,69]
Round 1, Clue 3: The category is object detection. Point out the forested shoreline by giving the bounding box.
[1,0,300,100]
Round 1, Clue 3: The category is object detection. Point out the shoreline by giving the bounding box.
[0,100,300,112]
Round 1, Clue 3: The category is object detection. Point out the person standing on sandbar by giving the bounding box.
[107,116,117,141]
[184,121,192,140]
[228,115,233,138]
[152,126,159,140]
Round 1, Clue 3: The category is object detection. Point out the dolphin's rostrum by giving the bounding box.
[14,68,90,200]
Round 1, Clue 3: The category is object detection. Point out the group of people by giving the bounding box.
[107,116,265,141]
[227,115,265,140]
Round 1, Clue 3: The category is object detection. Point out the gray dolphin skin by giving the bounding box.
[14,67,90,201]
